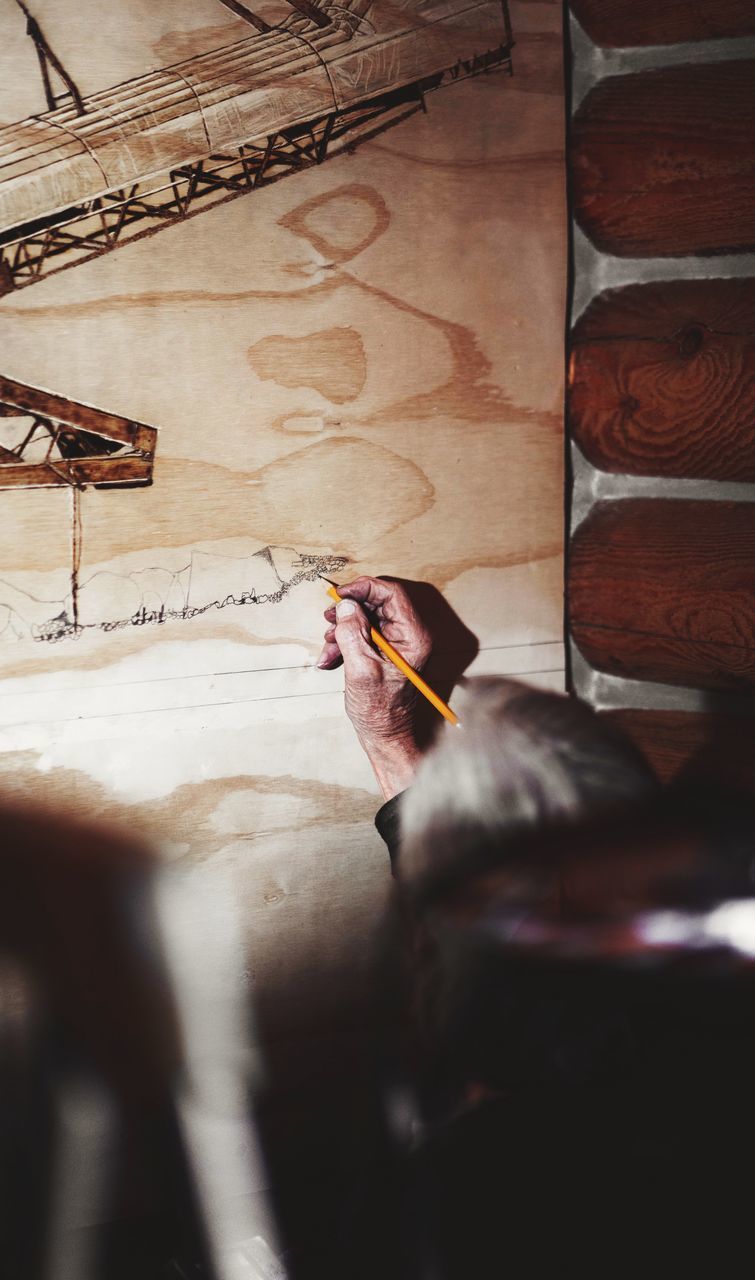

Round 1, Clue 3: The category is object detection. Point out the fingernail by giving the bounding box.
[336,599,357,619]
[316,646,329,667]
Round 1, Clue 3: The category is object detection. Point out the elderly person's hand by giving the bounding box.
[316,575,432,800]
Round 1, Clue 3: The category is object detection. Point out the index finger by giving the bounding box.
[329,575,404,617]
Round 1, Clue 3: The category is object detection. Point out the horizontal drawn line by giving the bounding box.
[0,669,566,731]
[0,642,564,697]
[1,687,346,729]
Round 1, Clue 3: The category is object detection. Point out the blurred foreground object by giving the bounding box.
[394,780,755,1277]
[0,803,285,1280]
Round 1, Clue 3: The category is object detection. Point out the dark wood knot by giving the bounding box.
[679,324,705,358]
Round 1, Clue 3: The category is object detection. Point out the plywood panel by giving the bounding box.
[571,0,755,47]
[0,6,566,1252]
[0,0,566,1052]
[570,278,755,481]
[572,61,755,257]
[570,499,755,690]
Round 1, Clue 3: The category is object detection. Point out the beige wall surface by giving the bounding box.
[0,1,564,1021]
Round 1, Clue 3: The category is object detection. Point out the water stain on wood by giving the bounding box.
[248,326,367,403]
[0,754,381,871]
[279,183,391,263]
[244,436,435,547]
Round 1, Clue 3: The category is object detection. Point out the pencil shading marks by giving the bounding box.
[279,185,391,263]
[247,327,367,403]
[0,545,348,645]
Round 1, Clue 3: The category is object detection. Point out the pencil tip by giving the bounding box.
[320,575,338,587]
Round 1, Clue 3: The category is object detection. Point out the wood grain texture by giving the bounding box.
[569,278,755,481]
[571,0,755,47]
[602,708,755,794]
[0,0,566,1075]
[0,0,566,1247]
[569,499,755,689]
[571,61,755,257]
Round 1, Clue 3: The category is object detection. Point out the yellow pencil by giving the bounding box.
[324,581,460,727]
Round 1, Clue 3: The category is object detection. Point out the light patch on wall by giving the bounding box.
[245,437,434,548]
[445,559,564,649]
[277,413,328,435]
[210,788,323,836]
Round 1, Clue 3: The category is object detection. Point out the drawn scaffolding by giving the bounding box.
[0,1,514,292]
[0,375,158,633]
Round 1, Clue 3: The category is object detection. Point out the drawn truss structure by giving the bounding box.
[0,372,158,632]
[0,1,513,293]
[0,374,157,489]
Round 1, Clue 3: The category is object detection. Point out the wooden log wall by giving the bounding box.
[567,3,755,792]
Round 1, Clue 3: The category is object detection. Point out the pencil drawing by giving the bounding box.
[0,545,348,643]
[0,373,157,489]
[0,0,514,291]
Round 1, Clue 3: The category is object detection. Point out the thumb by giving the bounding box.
[334,598,376,680]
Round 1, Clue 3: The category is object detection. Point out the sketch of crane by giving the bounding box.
[0,373,158,633]
[0,375,157,490]
[0,0,514,292]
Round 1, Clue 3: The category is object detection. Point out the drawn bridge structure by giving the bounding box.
[0,0,514,293]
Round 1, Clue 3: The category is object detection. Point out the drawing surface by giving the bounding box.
[0,0,565,1064]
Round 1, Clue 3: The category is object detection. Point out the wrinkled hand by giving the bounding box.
[316,576,433,799]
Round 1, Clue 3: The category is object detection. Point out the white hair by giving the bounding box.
[399,677,657,885]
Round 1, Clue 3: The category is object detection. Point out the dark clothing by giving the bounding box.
[374,793,403,869]
[372,789,755,1278]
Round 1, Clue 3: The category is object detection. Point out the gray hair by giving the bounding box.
[399,677,658,885]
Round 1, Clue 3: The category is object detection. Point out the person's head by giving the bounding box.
[399,676,658,889]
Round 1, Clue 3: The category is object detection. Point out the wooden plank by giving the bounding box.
[0,375,157,453]
[602,708,755,794]
[569,499,755,689]
[0,455,153,488]
[571,61,755,257]
[570,278,755,481]
[571,0,755,47]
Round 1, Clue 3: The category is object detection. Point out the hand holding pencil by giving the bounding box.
[316,574,456,799]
